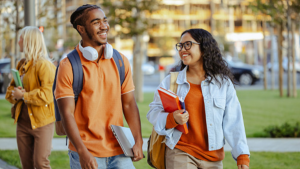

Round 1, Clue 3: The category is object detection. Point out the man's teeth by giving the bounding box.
[183,54,188,57]
[99,33,106,35]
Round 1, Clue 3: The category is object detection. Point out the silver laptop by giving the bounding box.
[111,125,135,157]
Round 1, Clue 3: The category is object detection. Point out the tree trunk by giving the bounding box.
[61,0,66,40]
[210,0,215,35]
[262,21,267,90]
[270,26,275,90]
[277,24,284,97]
[286,0,291,97]
[132,35,145,102]
[0,3,2,59]
[291,21,297,97]
[13,0,19,69]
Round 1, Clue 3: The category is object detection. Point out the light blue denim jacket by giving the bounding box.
[147,66,250,161]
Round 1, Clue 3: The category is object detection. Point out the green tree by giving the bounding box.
[0,0,63,67]
[290,0,300,98]
[101,0,159,102]
[251,0,299,97]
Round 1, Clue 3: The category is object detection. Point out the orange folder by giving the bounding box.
[158,87,188,134]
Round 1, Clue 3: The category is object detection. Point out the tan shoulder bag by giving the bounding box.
[147,72,179,169]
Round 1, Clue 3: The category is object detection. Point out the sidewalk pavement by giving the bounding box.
[0,159,18,169]
[1,138,300,152]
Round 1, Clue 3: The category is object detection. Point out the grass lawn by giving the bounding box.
[0,150,300,169]
[0,90,299,138]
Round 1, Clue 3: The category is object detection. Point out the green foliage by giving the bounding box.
[249,0,286,25]
[1,90,300,138]
[238,90,300,137]
[101,0,159,36]
[260,122,300,138]
[124,92,154,138]
[250,0,300,25]
[0,100,16,137]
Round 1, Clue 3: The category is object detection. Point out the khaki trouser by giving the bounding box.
[165,147,223,169]
[16,103,54,169]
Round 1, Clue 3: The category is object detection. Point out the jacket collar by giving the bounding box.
[176,66,215,85]
[22,60,33,73]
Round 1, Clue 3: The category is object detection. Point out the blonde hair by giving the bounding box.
[19,26,51,63]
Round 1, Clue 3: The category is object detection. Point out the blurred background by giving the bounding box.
[0,1,300,169]
[0,0,299,102]
[0,0,299,96]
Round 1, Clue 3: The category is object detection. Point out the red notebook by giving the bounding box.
[158,87,188,134]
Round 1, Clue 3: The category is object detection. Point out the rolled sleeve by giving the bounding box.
[237,154,250,167]
[166,113,178,129]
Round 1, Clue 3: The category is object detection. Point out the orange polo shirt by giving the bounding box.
[54,45,135,157]
[166,82,249,166]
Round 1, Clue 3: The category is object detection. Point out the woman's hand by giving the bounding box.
[173,110,189,125]
[238,165,249,169]
[12,87,25,100]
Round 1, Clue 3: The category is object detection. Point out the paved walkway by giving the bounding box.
[1,138,300,152]
[0,159,18,169]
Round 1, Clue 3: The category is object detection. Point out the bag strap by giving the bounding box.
[67,49,83,104]
[112,49,125,86]
[170,72,179,94]
[53,65,60,121]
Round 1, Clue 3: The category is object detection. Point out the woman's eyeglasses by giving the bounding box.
[176,41,200,51]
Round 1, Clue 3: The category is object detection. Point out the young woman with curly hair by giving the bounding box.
[147,29,250,169]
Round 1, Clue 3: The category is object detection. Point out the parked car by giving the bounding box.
[267,57,300,73]
[142,63,155,75]
[0,58,11,93]
[225,59,262,85]
[169,59,261,86]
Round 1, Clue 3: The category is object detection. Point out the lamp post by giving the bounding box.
[24,0,35,26]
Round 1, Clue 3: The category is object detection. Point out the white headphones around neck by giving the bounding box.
[78,41,113,61]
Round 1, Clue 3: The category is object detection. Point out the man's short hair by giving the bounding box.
[70,4,101,33]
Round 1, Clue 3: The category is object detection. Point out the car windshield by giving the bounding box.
[225,58,244,67]
[0,63,10,73]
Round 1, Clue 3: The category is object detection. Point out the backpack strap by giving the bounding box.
[53,66,60,121]
[67,49,83,103]
[170,72,179,94]
[112,49,125,86]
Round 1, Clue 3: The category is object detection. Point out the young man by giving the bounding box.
[55,4,143,169]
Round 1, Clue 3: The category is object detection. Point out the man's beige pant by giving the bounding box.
[16,104,54,169]
[165,147,223,169]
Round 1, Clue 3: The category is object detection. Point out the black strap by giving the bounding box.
[67,50,83,103]
[112,49,125,86]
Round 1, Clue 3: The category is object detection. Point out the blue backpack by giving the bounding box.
[52,49,125,136]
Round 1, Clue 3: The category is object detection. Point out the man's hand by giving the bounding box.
[78,149,98,169]
[131,141,143,162]
[121,92,144,162]
[173,110,189,125]
[238,165,249,169]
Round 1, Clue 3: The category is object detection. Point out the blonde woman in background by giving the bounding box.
[5,26,56,169]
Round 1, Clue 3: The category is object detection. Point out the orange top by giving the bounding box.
[54,45,135,157]
[166,82,249,166]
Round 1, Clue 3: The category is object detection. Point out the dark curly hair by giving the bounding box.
[70,4,101,34]
[179,29,235,86]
